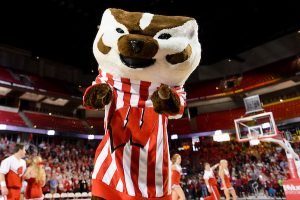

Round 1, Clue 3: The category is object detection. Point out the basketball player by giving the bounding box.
[24,156,46,200]
[0,143,27,200]
[203,162,220,200]
[171,154,185,200]
[218,160,237,200]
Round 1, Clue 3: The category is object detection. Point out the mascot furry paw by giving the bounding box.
[83,8,201,200]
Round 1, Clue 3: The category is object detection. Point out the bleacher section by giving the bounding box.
[168,118,192,134]
[0,67,21,84]
[186,58,297,100]
[0,66,81,97]
[0,110,26,126]
[25,111,87,133]
[195,97,300,132]
[85,118,105,134]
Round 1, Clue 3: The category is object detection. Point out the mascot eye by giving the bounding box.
[158,33,172,40]
[116,28,125,34]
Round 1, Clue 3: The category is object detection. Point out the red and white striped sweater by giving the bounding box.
[83,70,186,200]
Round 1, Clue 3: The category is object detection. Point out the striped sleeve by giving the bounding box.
[168,86,186,119]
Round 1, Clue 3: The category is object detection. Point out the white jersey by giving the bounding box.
[0,155,26,176]
[203,169,214,180]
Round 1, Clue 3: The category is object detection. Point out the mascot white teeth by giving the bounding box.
[83,8,201,200]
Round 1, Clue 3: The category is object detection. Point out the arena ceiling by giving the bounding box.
[1,0,300,78]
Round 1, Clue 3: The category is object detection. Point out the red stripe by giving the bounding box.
[138,81,151,107]
[96,148,112,181]
[93,133,109,166]
[147,126,158,197]
[115,147,127,194]
[162,117,169,195]
[106,73,114,86]
[130,146,142,195]
[122,77,131,106]
[109,170,119,188]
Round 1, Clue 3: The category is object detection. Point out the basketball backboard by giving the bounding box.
[243,95,264,114]
[235,112,277,142]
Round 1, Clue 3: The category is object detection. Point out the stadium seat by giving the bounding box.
[44,193,53,199]
[67,192,75,199]
[81,192,88,198]
[53,193,60,199]
[74,192,82,199]
[60,193,68,199]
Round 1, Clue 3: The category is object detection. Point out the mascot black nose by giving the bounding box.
[129,39,144,54]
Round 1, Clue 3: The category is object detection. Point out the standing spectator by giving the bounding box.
[203,162,220,200]
[219,160,237,200]
[171,154,186,200]
[24,156,46,200]
[49,174,58,194]
[0,143,27,200]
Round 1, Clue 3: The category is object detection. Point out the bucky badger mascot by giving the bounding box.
[83,8,201,200]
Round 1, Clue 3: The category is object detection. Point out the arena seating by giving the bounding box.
[85,118,105,134]
[27,74,70,95]
[168,118,192,134]
[186,57,296,100]
[195,97,300,132]
[25,111,88,133]
[0,110,26,126]
[0,67,21,84]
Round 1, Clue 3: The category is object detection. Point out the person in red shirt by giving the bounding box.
[218,160,237,200]
[171,154,185,200]
[24,156,46,200]
[0,143,27,200]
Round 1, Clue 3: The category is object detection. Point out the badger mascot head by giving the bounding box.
[83,8,201,200]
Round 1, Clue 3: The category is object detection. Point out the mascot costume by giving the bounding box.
[83,8,201,200]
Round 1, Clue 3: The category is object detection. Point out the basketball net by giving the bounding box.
[247,133,260,146]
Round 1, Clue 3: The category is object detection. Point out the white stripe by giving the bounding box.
[102,152,117,185]
[146,82,160,107]
[114,77,124,110]
[100,70,108,82]
[165,120,172,195]
[212,186,217,199]
[92,139,110,179]
[123,143,135,196]
[155,115,164,197]
[139,13,154,30]
[130,82,140,107]
[138,140,149,197]
[116,178,124,192]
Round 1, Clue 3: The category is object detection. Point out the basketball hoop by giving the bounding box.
[235,112,277,142]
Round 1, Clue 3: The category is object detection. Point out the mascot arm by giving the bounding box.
[151,85,186,118]
[83,74,113,110]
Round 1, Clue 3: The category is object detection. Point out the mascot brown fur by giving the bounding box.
[83,8,201,200]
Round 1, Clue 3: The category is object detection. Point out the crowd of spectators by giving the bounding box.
[171,138,293,199]
[0,135,298,199]
[0,136,96,194]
